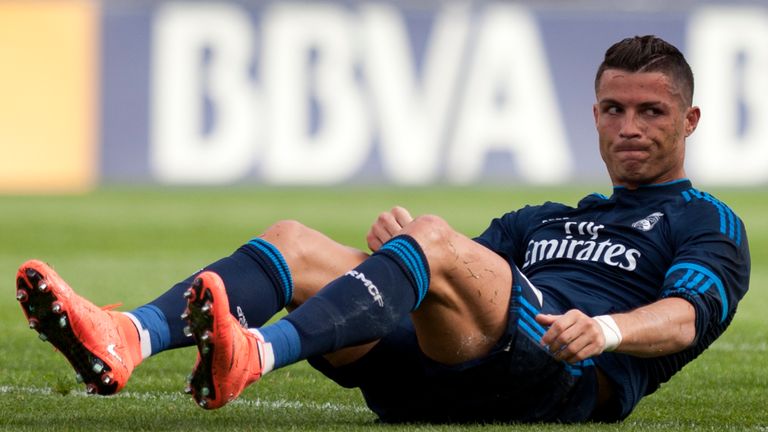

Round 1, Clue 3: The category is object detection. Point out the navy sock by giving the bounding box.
[130,238,293,354]
[268,235,430,366]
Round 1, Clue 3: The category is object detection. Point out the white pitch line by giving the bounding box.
[0,385,369,414]
[0,385,53,396]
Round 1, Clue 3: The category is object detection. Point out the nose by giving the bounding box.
[619,112,642,139]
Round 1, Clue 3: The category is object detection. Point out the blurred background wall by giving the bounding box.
[2,0,767,192]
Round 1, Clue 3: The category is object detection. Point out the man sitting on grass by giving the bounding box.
[16,35,750,423]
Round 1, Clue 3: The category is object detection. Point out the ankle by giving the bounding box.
[115,312,145,366]
[257,336,275,376]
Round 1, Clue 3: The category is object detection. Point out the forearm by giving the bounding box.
[537,297,697,363]
[611,297,696,357]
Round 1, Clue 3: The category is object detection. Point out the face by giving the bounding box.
[593,69,700,189]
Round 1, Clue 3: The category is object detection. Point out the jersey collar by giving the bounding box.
[611,178,692,196]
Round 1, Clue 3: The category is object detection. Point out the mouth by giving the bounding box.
[614,142,649,152]
[613,143,651,159]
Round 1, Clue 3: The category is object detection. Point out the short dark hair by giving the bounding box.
[595,35,694,106]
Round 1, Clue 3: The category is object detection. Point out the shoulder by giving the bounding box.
[514,200,577,223]
[672,187,746,246]
[579,192,611,206]
[484,201,571,233]
[490,192,599,230]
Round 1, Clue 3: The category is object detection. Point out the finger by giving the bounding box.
[535,313,559,326]
[378,212,403,237]
[551,327,589,361]
[537,314,560,347]
[391,206,413,228]
[553,318,604,362]
[367,223,391,250]
[543,309,592,353]
[549,326,580,356]
[366,231,383,252]
[539,314,576,347]
[559,339,601,364]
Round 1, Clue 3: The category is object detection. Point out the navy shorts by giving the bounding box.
[308,265,599,423]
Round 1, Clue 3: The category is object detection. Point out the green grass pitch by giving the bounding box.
[0,186,766,431]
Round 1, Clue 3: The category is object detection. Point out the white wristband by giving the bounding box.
[593,315,623,352]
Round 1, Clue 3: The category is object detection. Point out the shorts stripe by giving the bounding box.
[512,266,595,378]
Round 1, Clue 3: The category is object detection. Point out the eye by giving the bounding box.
[604,105,622,115]
[644,107,664,116]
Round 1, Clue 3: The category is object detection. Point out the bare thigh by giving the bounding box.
[259,220,376,365]
[402,215,513,365]
[259,220,368,305]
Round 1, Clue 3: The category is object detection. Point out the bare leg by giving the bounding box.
[400,215,513,364]
[258,216,513,367]
[258,220,376,365]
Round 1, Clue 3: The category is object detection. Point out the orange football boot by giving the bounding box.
[16,260,142,395]
[183,271,264,409]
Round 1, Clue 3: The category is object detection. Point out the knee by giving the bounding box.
[260,219,310,262]
[401,214,455,257]
[262,219,307,241]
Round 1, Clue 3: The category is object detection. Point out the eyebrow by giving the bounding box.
[598,98,666,107]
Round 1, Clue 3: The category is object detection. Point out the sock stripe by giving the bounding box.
[248,238,294,306]
[380,237,430,309]
[393,238,430,298]
[384,240,428,300]
[386,239,429,304]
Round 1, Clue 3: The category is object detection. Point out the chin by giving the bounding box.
[614,173,651,188]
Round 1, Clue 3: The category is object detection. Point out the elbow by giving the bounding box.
[669,301,696,352]
[670,305,697,352]
[674,323,696,351]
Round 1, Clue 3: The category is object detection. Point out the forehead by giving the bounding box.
[596,69,682,104]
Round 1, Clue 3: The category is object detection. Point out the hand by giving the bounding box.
[366,206,413,252]
[536,310,607,363]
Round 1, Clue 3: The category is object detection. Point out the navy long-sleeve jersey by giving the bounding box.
[474,179,750,419]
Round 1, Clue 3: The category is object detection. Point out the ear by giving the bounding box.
[684,106,701,137]
[593,103,599,126]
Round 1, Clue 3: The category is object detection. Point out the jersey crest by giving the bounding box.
[632,212,664,232]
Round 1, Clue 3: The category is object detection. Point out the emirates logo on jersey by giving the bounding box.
[632,212,665,232]
[523,221,642,271]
